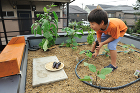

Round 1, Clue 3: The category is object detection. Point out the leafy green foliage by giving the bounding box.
[82,26,91,31]
[102,45,110,57]
[43,39,49,51]
[79,62,112,84]
[134,19,140,34]
[122,44,135,54]
[88,64,96,72]
[126,28,134,34]
[79,50,93,61]
[79,76,92,81]
[87,30,95,45]
[133,0,140,10]
[79,50,92,58]
[124,21,134,34]
[68,21,92,31]
[60,25,83,49]
[31,4,59,51]
[72,47,77,50]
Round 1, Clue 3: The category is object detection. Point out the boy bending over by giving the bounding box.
[88,8,127,71]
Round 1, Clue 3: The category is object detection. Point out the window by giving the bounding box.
[0,11,14,17]
[108,13,115,18]
[34,11,60,22]
[118,14,121,19]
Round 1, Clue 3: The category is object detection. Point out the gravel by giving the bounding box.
[25,42,140,93]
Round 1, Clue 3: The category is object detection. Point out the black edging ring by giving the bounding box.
[75,50,140,90]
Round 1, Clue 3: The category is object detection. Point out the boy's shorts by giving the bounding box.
[95,33,122,50]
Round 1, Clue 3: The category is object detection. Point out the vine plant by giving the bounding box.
[31,4,59,51]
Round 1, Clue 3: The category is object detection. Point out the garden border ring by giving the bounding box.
[75,45,140,90]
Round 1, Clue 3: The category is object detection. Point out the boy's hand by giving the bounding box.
[92,52,99,58]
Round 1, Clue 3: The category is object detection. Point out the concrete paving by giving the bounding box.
[32,56,68,87]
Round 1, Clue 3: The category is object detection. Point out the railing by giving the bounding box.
[0,17,68,46]
[132,33,140,37]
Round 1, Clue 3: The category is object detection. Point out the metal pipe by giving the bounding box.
[67,2,69,27]
[0,0,8,44]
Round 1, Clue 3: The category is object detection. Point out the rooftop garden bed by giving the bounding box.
[25,41,140,93]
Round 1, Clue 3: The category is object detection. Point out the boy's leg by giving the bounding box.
[108,37,122,67]
[110,50,117,67]
[94,33,122,68]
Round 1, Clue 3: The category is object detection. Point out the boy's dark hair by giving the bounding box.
[88,8,108,25]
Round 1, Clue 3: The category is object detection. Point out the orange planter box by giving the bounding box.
[0,36,25,78]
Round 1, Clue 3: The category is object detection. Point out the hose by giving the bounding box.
[75,51,140,90]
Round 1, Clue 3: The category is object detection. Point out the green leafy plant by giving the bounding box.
[79,62,112,85]
[81,25,91,31]
[31,4,59,51]
[87,30,95,45]
[79,50,93,61]
[122,44,135,54]
[60,25,83,49]
[137,29,140,34]
[69,21,92,31]
[68,21,77,30]
[127,27,134,34]
[135,19,140,34]
[102,45,110,57]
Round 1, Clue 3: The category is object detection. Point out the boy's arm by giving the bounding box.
[91,37,101,58]
[91,37,101,52]
[95,36,115,52]
[102,37,115,45]
[96,37,115,50]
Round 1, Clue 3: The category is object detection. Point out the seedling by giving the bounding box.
[79,50,92,61]
[87,30,95,45]
[122,44,135,54]
[102,45,110,57]
[60,25,83,49]
[31,4,59,51]
[79,62,112,85]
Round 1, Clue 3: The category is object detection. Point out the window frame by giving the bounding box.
[0,11,14,17]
